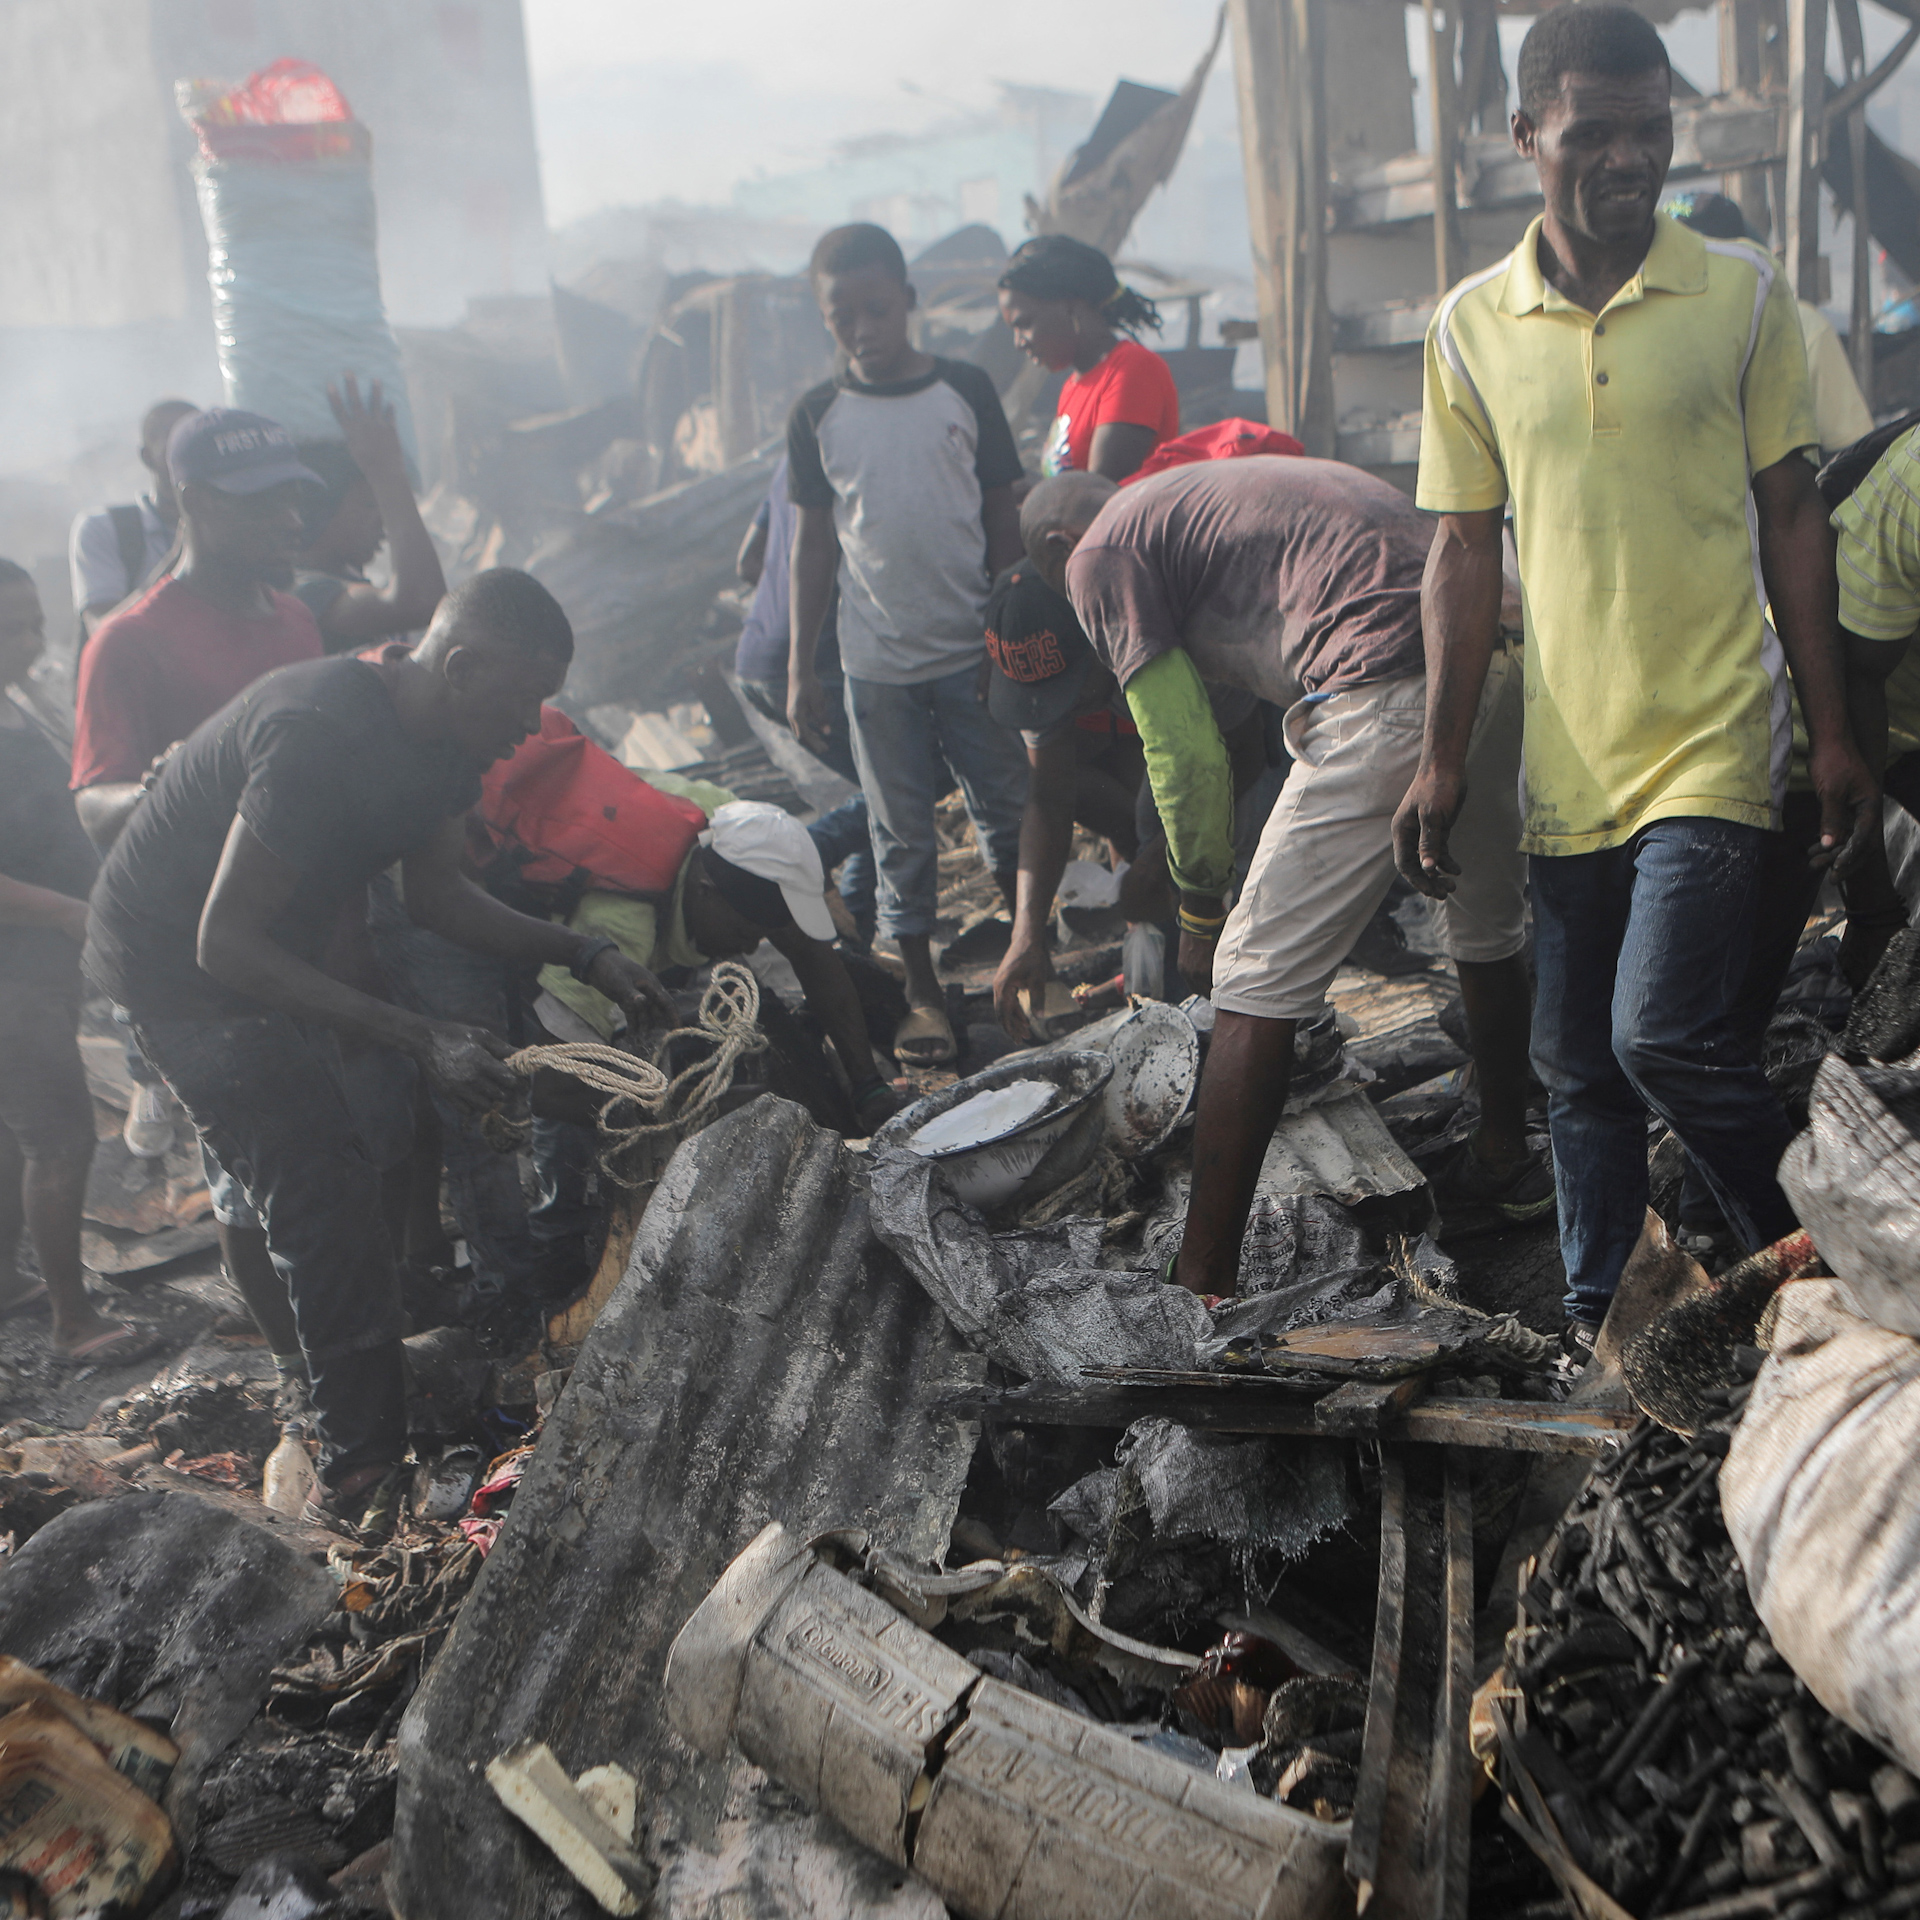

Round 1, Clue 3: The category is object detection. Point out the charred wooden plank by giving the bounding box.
[943,1376,1635,1455]
[1347,1446,1473,1917]
[1315,1377,1428,1436]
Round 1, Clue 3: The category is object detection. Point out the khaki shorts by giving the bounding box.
[1210,651,1527,1022]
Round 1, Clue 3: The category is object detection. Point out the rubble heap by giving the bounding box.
[1499,1370,1920,1916]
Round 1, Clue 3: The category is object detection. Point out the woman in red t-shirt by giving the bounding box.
[998,236,1182,482]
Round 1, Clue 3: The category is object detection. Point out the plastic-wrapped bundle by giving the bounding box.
[178,60,418,468]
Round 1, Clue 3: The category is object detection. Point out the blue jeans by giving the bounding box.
[1531,819,1800,1323]
[845,661,1030,940]
[133,1011,407,1479]
[738,672,876,938]
[367,882,590,1304]
[202,1041,417,1231]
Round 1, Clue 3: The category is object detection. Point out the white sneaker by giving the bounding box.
[122,1083,176,1159]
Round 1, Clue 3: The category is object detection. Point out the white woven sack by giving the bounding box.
[1721,1280,1920,1772]
[1778,1056,1920,1336]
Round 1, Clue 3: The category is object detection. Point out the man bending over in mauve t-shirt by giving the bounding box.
[84,570,669,1534]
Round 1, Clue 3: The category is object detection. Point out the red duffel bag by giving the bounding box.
[477,707,706,898]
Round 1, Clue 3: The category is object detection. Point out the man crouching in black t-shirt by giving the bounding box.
[84,569,670,1530]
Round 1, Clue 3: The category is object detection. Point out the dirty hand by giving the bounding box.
[1808,736,1880,876]
[1392,763,1466,899]
[585,947,677,1033]
[327,372,406,479]
[992,937,1055,1042]
[787,673,832,755]
[419,1022,519,1114]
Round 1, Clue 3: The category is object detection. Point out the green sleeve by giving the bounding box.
[1123,649,1235,898]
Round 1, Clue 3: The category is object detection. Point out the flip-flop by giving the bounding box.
[893,1004,957,1067]
[51,1324,166,1371]
[0,1280,49,1321]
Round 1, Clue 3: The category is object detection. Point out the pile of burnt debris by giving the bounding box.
[5,923,1920,1918]
[1499,1381,1920,1918]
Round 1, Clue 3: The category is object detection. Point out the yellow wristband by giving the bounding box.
[1178,908,1227,937]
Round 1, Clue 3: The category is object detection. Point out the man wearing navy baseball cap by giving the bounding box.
[73,408,325,849]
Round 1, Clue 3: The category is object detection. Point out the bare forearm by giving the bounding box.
[982,486,1023,576]
[365,463,446,622]
[74,783,144,851]
[1851,671,1890,778]
[1756,457,1852,751]
[783,937,881,1084]
[405,867,591,971]
[1420,526,1503,772]
[789,516,838,681]
[1012,750,1076,947]
[0,874,87,933]
[1841,630,1910,778]
[200,921,434,1057]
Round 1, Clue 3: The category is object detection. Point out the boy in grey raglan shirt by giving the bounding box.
[786,222,1030,1065]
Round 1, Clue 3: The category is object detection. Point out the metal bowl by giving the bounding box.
[873,1050,1114,1211]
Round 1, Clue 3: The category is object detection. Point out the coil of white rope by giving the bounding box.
[493,960,768,1183]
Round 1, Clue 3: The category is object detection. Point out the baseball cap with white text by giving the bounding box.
[168,408,323,496]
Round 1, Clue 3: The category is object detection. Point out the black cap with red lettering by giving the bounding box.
[983,561,1103,735]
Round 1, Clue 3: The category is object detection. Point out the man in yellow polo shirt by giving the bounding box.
[1393,2,1876,1363]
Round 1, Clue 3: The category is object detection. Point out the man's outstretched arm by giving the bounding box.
[1393,506,1504,897]
[198,816,519,1114]
[1754,452,1878,870]
[401,817,675,1028]
[993,737,1078,1039]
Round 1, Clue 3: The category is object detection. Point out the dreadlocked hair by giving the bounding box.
[999,235,1162,336]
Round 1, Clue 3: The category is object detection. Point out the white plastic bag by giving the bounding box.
[1721,1280,1920,1772]
[1122,921,1165,998]
[1778,1056,1920,1335]
[180,63,418,464]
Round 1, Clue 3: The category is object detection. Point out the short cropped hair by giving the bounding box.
[809,223,908,285]
[1018,473,1116,564]
[140,399,196,444]
[1517,4,1671,119]
[437,567,573,661]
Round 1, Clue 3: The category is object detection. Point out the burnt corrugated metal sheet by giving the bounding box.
[388,1097,983,1920]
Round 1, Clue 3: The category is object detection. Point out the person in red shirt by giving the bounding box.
[71,406,324,1354]
[998,236,1182,481]
[73,408,323,843]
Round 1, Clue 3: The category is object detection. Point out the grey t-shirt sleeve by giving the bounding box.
[786,384,837,510]
[70,510,129,613]
[937,360,1024,491]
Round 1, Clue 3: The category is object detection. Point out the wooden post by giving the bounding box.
[1760,0,1791,247]
[1834,0,1876,402]
[714,278,762,469]
[1784,0,1829,304]
[1426,0,1465,295]
[1229,0,1336,455]
[1454,0,1507,135]
[1719,0,1772,237]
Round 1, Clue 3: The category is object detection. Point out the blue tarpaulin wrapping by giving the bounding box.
[185,102,418,468]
